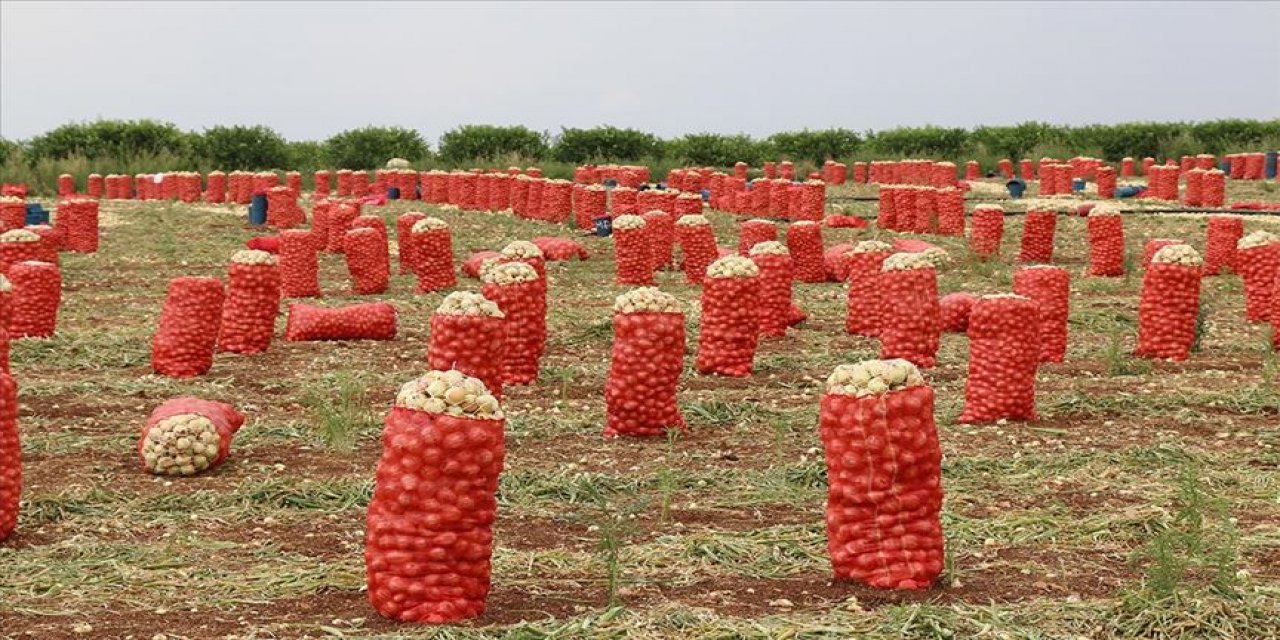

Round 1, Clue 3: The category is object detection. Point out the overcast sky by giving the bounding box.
[2,1,1278,144]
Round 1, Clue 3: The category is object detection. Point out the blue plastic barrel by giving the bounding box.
[1072,178,1086,192]
[1006,179,1026,198]
[1266,151,1278,179]
[593,215,613,237]
[249,194,268,225]
[1219,160,1231,173]
[24,203,49,225]
[1115,185,1143,198]
[387,187,401,200]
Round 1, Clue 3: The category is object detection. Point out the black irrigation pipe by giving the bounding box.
[839,207,1280,220]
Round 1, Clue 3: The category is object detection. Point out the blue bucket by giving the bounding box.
[387,187,401,200]
[1115,185,1143,198]
[593,215,613,237]
[1266,151,1278,179]
[1072,178,1086,192]
[1006,179,1026,198]
[249,194,268,225]
[24,203,49,225]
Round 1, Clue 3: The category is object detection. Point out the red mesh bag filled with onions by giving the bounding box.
[1120,158,1134,177]
[933,188,964,236]
[769,181,791,219]
[351,171,370,197]
[488,174,511,211]
[1086,206,1126,277]
[0,372,17,541]
[396,212,427,275]
[57,174,74,196]
[676,214,718,285]
[821,359,943,589]
[844,241,893,336]
[612,215,654,285]
[0,230,51,274]
[253,172,279,196]
[473,174,490,209]
[412,218,456,293]
[137,398,243,478]
[604,288,686,438]
[642,210,675,271]
[151,276,225,378]
[749,242,795,337]
[366,370,504,624]
[1,197,27,233]
[532,236,589,261]
[958,295,1041,423]
[482,262,546,385]
[1236,231,1280,323]
[285,302,397,341]
[498,241,547,287]
[875,186,897,230]
[279,229,321,298]
[28,224,62,256]
[1012,266,1069,363]
[914,187,938,234]
[797,181,824,221]
[325,201,361,253]
[1196,154,1216,170]
[824,243,854,282]
[610,187,637,216]
[696,256,760,376]
[1201,169,1226,208]
[738,219,777,255]
[343,228,390,295]
[217,250,280,354]
[1018,209,1057,263]
[750,180,772,217]
[9,261,61,339]
[55,198,99,253]
[675,192,702,217]
[878,253,941,368]
[1135,245,1202,361]
[350,214,388,244]
[313,170,330,198]
[636,190,662,217]
[178,172,202,203]
[428,292,506,400]
[462,251,501,279]
[86,174,103,198]
[574,184,607,230]
[969,205,1004,260]
[785,221,825,283]
[509,176,529,216]
[1142,239,1181,271]
[734,162,748,180]
[204,171,226,203]
[1203,215,1243,275]
[524,179,544,220]
[1183,169,1204,206]
[266,186,306,229]
[939,292,977,334]
[459,173,480,211]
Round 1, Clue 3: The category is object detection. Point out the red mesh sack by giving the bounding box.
[463,251,501,279]
[876,186,898,231]
[1203,215,1243,275]
[217,251,280,354]
[524,179,544,220]
[489,174,511,211]
[1142,239,1181,271]
[9,261,61,339]
[0,283,10,373]
[738,219,777,255]
[1086,209,1126,277]
[55,198,99,253]
[1020,159,1035,181]
[878,254,940,368]
[612,215,653,285]
[266,186,306,229]
[1096,166,1117,199]
[245,235,280,254]
[574,185,607,230]
[1018,209,1057,263]
[786,221,825,283]
[934,188,964,236]
[1183,169,1204,206]
[531,237,589,261]
[279,229,321,298]
[610,187,637,216]
[343,228,390,295]
[0,373,17,541]
[734,162,749,179]
[324,202,361,252]
[1236,233,1280,323]
[821,360,943,589]
[396,212,427,275]
[642,210,675,271]
[205,171,226,203]
[28,224,62,257]
[86,173,103,198]
[177,172,202,203]
[696,256,760,376]
[750,180,773,217]
[969,205,1004,260]
[676,216,718,285]
[57,174,74,196]
[412,219,456,293]
[964,161,981,180]
[825,243,854,282]
[939,292,977,334]
[797,181,825,221]
[351,171,370,197]
[482,263,546,385]
[366,372,504,623]
[844,242,893,336]
[428,293,506,400]
[151,276,225,378]
[604,288,686,438]
[285,302,397,341]
[1201,169,1226,208]
[138,398,244,476]
[0,198,26,233]
[1135,245,1202,361]
[750,243,794,338]
[313,171,331,198]
[0,230,50,274]
[958,295,1040,423]
[1012,266,1069,363]
[769,181,792,219]
[335,170,353,197]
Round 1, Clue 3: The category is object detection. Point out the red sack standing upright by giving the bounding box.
[1018,209,1057,263]
[821,359,943,589]
[412,218,457,293]
[642,210,676,271]
[1136,245,1202,361]
[1012,266,1070,363]
[844,240,894,336]
[1096,166,1117,199]
[0,197,26,232]
[1086,206,1126,277]
[738,219,777,255]
[1201,169,1226,208]
[935,188,965,236]
[676,214,718,285]
[55,198,99,253]
[138,398,244,476]
[574,184,607,230]
[366,371,505,624]
[749,241,795,338]
[344,228,390,295]
[1236,231,1280,323]
[939,292,978,334]
[396,212,427,275]
[604,288,686,438]
[482,262,547,385]
[428,292,505,400]
[786,221,825,283]
[958,294,1041,423]
[1203,215,1243,276]
[0,230,47,274]
[878,253,941,368]
[151,276,225,378]
[1142,239,1181,271]
[969,204,1005,260]
[498,240,547,285]
[57,174,74,196]
[217,250,280,355]
[696,256,760,377]
[612,215,654,285]
[0,276,11,372]
[8,261,61,339]
[0,372,16,541]
[326,201,361,253]
[279,229,321,298]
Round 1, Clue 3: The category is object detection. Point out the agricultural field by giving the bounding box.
[1,179,1279,639]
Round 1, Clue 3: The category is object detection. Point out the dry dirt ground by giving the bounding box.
[2,179,1279,639]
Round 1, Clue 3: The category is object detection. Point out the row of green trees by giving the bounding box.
[3,118,1278,173]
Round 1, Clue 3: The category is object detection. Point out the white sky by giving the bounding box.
[2,1,1278,144]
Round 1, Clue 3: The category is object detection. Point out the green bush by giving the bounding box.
[667,133,773,167]
[437,125,548,163]
[0,138,18,164]
[768,128,861,164]
[193,125,289,170]
[551,126,664,163]
[970,122,1063,160]
[25,119,192,162]
[866,126,970,158]
[286,141,325,172]
[324,126,429,169]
